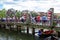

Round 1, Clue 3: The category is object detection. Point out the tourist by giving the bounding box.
[38,29,44,38]
[35,16,40,23]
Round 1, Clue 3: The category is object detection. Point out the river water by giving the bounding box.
[0,27,60,40]
[0,28,39,40]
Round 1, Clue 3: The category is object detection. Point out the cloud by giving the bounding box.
[13,0,20,1]
[4,2,16,5]
[0,0,60,13]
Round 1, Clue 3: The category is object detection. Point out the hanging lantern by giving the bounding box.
[47,11,52,20]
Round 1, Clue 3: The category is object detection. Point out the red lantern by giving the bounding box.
[47,16,51,20]
[47,11,52,20]
[48,11,52,17]
[48,11,52,14]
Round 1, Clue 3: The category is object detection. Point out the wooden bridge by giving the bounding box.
[0,22,60,32]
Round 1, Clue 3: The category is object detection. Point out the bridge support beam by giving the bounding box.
[27,27,29,34]
[10,25,11,31]
[0,24,1,28]
[6,24,11,31]
[18,26,21,33]
[1,24,6,29]
[32,27,35,36]
[17,25,21,33]
[17,26,18,33]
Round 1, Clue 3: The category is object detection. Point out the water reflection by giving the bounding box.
[0,28,35,40]
[0,28,59,40]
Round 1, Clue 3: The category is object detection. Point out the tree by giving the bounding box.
[16,10,22,22]
[58,16,60,19]
[16,10,22,18]
[6,8,16,22]
[0,9,6,18]
[51,21,57,29]
[30,11,37,17]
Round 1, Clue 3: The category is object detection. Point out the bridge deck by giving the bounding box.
[0,22,60,31]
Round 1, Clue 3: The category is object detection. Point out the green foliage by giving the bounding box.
[58,16,60,19]
[16,11,22,18]
[30,12,37,17]
[51,21,57,29]
[9,14,14,18]
[0,9,6,18]
[53,21,57,26]
[0,9,22,18]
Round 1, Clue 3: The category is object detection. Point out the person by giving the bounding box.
[1,18,5,22]
[35,16,40,23]
[20,16,26,23]
[42,15,47,23]
[38,29,46,40]
[38,29,43,38]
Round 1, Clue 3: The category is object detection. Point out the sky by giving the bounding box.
[0,0,60,13]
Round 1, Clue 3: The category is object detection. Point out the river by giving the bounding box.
[0,28,39,40]
[0,27,59,40]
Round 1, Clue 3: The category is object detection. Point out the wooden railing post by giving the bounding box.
[32,27,35,36]
[27,27,29,34]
